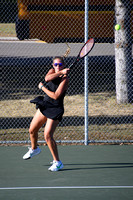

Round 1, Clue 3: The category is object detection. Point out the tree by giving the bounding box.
[115,0,132,104]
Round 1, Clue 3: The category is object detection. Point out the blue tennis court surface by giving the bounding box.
[0,145,133,200]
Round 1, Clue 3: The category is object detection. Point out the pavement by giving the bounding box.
[0,37,115,58]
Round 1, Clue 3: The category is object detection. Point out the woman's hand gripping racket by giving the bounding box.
[69,38,95,69]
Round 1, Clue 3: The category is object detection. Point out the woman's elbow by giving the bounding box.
[53,96,59,100]
[53,94,60,100]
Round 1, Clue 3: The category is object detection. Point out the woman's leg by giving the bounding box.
[44,118,59,161]
[29,109,47,149]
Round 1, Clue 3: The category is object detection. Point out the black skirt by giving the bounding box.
[30,96,64,121]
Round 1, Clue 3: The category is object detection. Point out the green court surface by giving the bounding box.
[0,145,133,200]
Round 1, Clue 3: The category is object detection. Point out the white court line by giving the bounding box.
[0,186,133,190]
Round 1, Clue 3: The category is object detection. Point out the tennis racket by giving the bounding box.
[69,38,95,69]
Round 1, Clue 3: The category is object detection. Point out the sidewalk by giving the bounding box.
[0,37,40,41]
[0,37,18,41]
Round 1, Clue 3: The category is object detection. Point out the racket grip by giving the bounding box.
[69,59,78,69]
[69,63,74,69]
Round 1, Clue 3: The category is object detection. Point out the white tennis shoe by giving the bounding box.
[23,146,41,160]
[48,160,64,172]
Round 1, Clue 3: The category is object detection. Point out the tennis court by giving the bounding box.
[0,145,133,200]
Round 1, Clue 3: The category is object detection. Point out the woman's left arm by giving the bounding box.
[38,77,69,100]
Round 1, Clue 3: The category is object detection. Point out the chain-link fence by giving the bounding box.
[0,0,133,145]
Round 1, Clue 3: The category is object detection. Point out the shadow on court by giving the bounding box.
[0,145,133,200]
[57,162,133,171]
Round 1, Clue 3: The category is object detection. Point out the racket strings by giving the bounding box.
[80,38,94,58]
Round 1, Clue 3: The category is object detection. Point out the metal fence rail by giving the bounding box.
[0,0,133,145]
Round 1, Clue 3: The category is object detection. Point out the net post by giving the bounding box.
[84,0,89,145]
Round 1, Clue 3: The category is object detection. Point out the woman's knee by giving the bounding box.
[29,126,37,135]
[44,132,53,143]
[29,127,33,135]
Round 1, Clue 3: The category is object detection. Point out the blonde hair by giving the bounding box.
[53,43,71,65]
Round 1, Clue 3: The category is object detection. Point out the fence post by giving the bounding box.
[84,0,89,145]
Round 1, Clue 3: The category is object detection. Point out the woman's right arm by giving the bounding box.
[45,68,62,82]
[45,68,70,82]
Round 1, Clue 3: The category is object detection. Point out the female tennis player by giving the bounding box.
[23,56,70,171]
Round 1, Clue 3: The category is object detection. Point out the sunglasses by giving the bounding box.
[54,63,63,67]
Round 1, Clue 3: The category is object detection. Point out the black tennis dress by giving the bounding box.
[30,77,66,121]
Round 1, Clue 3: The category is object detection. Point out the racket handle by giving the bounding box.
[69,60,78,69]
[61,59,78,78]
[69,63,74,69]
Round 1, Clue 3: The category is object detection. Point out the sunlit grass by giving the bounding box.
[0,23,16,37]
[1,92,133,144]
